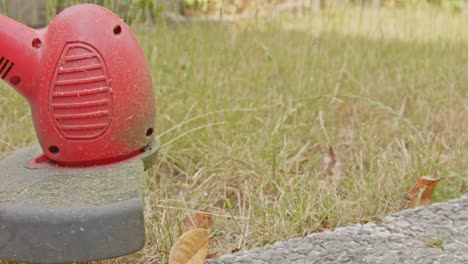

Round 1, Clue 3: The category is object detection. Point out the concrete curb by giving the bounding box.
[209,195,468,264]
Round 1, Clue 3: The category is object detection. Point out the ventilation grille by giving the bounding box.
[0,56,14,79]
[50,43,112,140]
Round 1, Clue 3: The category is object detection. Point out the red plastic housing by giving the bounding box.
[0,4,155,166]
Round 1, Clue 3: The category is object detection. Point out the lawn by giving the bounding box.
[0,5,467,264]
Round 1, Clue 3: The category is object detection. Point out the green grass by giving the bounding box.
[1,6,467,264]
[423,234,446,250]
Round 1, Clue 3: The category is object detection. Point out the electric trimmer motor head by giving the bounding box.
[0,4,158,263]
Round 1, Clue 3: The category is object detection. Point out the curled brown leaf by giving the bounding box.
[183,211,213,232]
[320,146,343,185]
[409,177,441,207]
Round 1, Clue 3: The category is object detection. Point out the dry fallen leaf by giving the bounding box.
[169,228,210,264]
[320,146,343,184]
[321,219,333,230]
[409,177,441,207]
[183,211,213,232]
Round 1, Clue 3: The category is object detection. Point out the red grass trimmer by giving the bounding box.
[0,4,158,263]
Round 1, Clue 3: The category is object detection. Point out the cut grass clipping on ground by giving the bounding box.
[0,6,467,264]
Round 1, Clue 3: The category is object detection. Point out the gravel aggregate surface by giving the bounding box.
[208,195,468,264]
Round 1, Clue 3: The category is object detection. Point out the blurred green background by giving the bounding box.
[0,0,466,28]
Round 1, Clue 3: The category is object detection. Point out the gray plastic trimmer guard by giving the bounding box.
[0,142,158,263]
